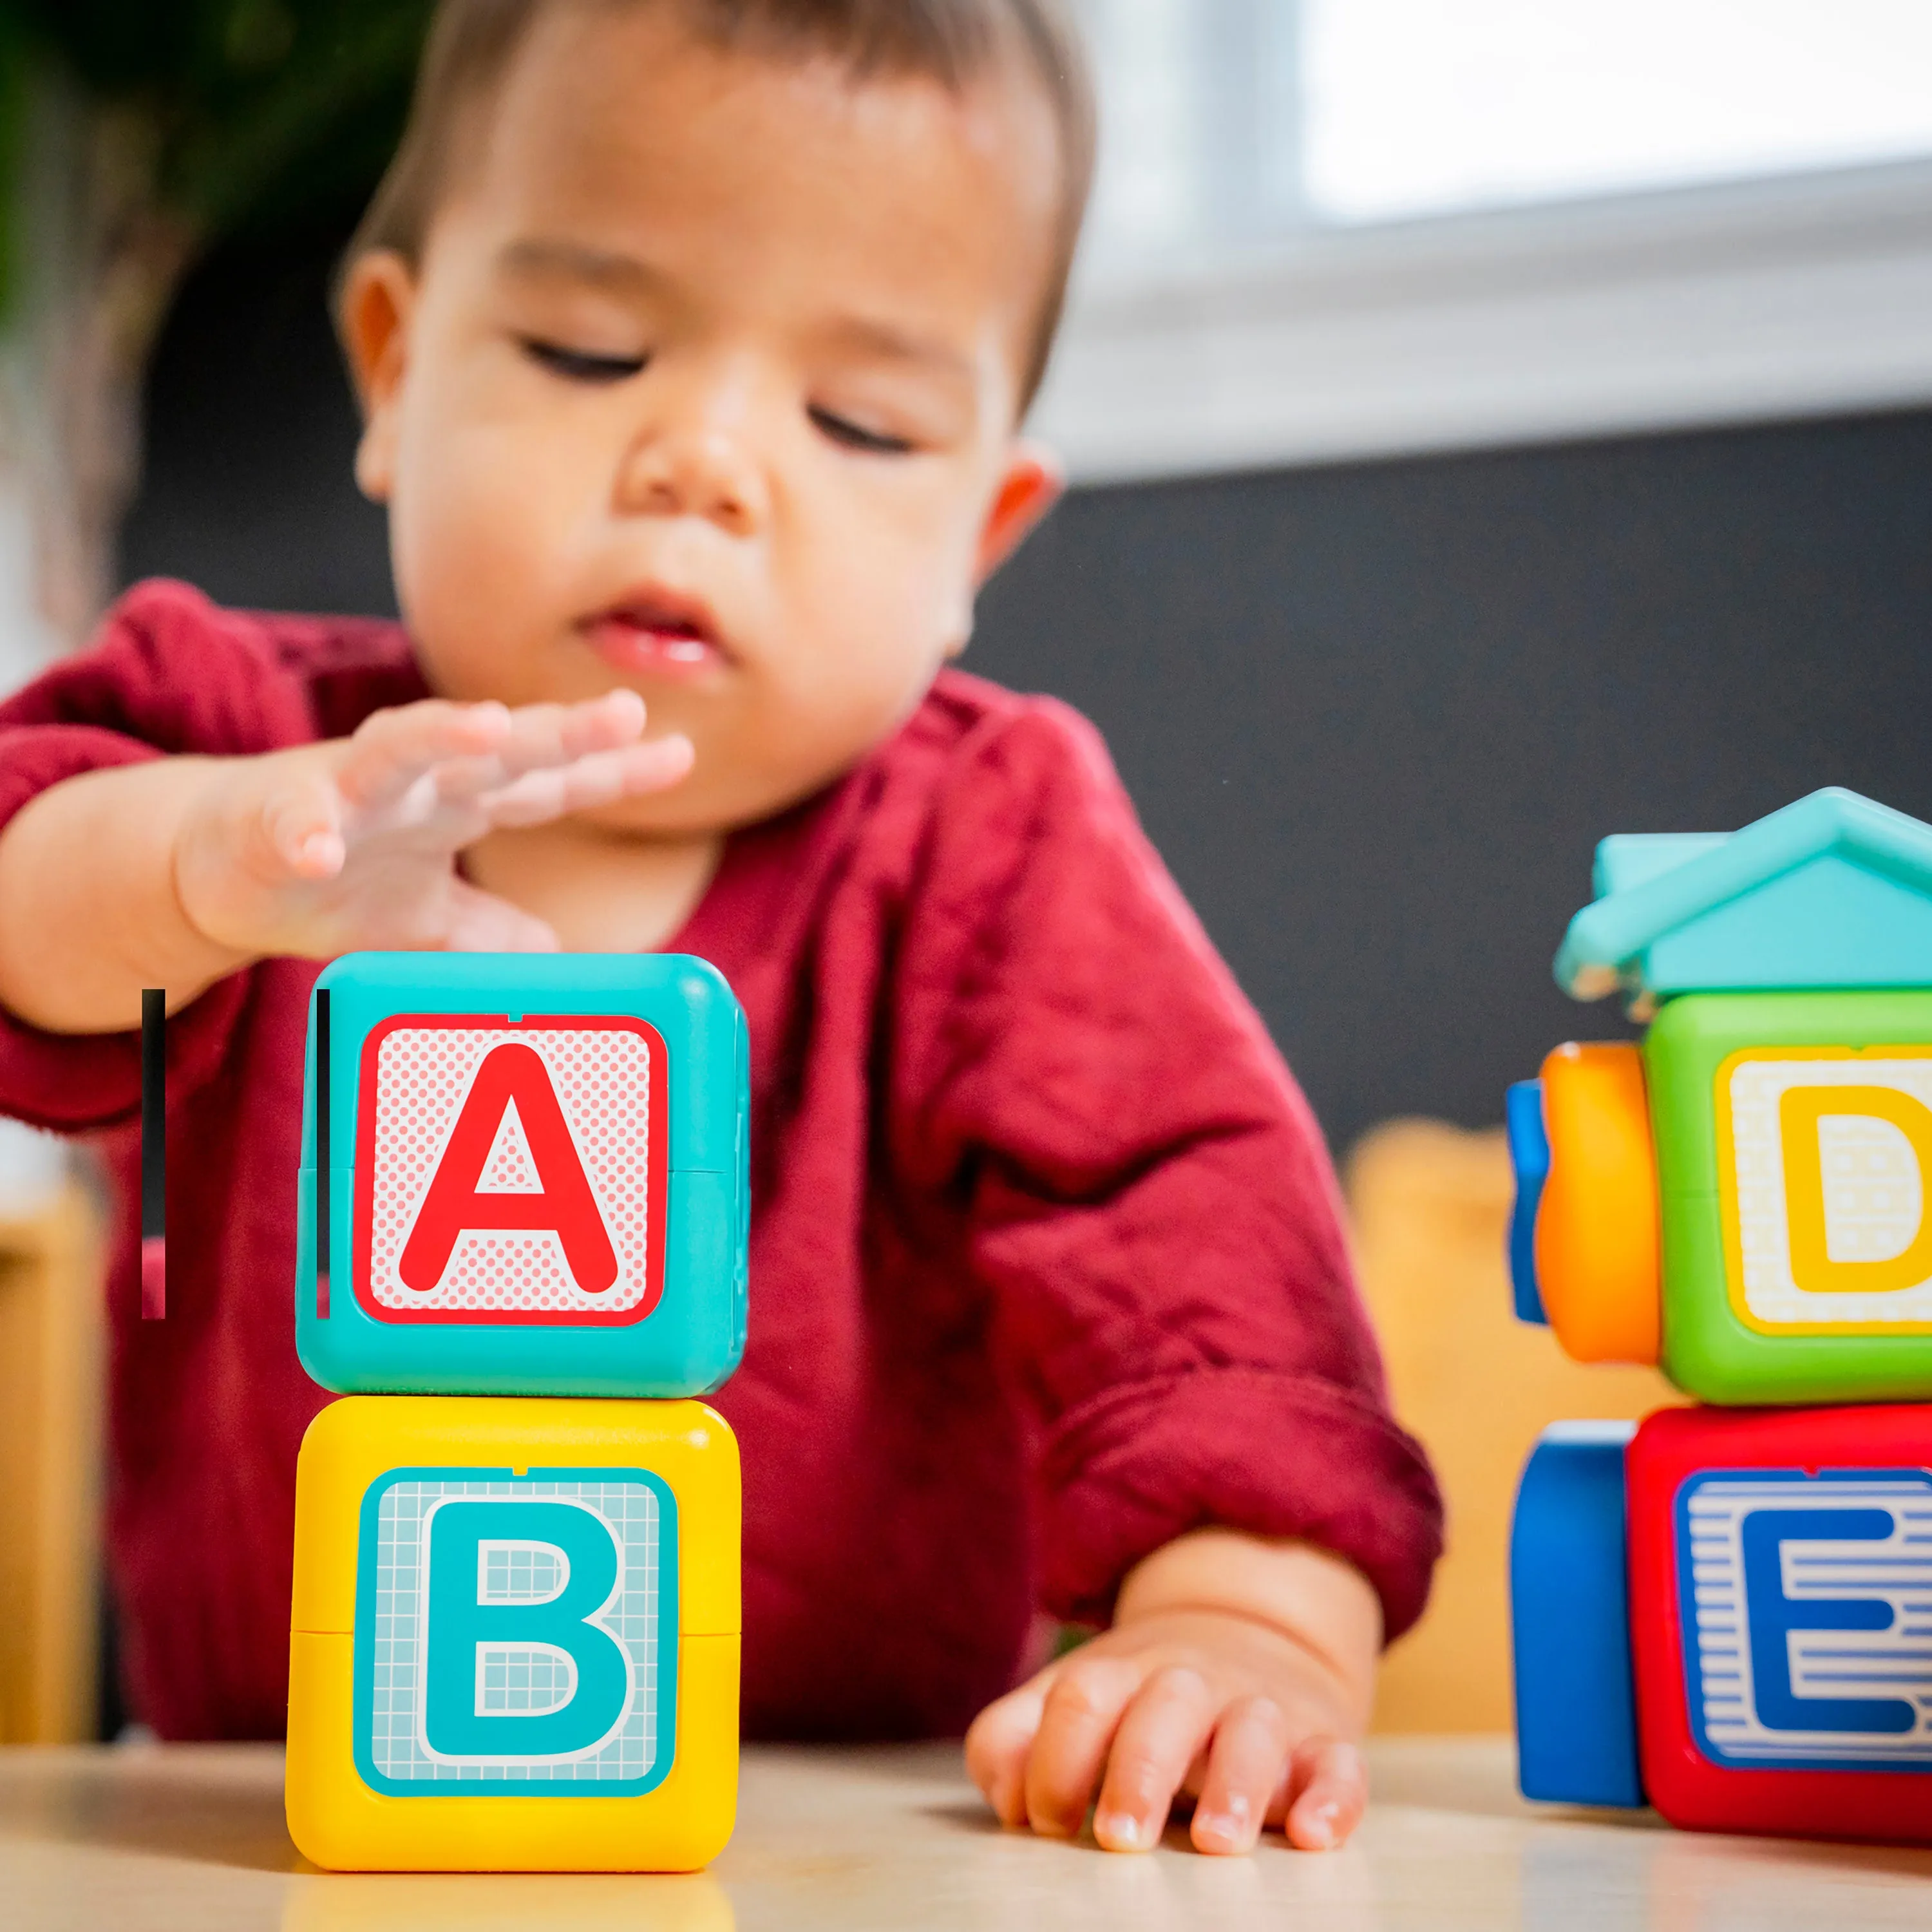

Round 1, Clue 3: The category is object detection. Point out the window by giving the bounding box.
[1043,2,1932,478]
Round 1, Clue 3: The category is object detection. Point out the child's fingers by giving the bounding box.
[1020,1656,1144,1839]
[963,1681,1048,1829]
[477,734,696,828]
[337,699,515,811]
[1091,1666,1216,1852]
[1188,1694,1291,1855]
[1280,1736,1367,1852]
[433,691,649,804]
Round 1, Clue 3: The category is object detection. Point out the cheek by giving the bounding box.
[769,498,963,726]
[385,366,592,692]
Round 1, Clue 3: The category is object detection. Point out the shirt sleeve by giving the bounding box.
[891,699,1443,1642]
[0,580,319,1133]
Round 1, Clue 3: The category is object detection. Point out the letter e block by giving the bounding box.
[1627,1403,1932,1844]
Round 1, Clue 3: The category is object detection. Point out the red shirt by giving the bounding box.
[0,581,1440,1741]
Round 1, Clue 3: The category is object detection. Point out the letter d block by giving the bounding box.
[1645,990,1932,1405]
[287,1396,740,1871]
[1627,1403,1932,1844]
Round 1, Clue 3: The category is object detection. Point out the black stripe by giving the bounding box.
[140,989,165,1241]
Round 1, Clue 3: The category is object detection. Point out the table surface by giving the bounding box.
[4,1737,1931,1931]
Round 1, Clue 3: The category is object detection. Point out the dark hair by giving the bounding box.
[343,0,1095,408]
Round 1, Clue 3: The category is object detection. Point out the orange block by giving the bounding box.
[1534,1042,1662,1364]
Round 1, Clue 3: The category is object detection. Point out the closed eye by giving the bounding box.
[520,337,647,384]
[808,404,915,456]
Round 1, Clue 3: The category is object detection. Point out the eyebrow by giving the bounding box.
[497,237,670,294]
[816,314,977,388]
[497,236,977,385]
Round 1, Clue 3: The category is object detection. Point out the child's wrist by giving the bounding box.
[163,761,275,981]
[1113,1530,1382,1711]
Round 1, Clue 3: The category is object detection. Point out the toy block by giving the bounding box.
[1627,1403,1932,1842]
[1513,1405,1932,1842]
[285,1393,740,1872]
[1647,990,1932,1405]
[1510,1421,1644,1808]
[1556,787,1932,1003]
[295,952,748,1399]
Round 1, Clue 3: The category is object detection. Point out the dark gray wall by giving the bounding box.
[122,228,1932,1155]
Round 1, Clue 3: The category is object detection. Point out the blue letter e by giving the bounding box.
[1741,1508,1915,1736]
[423,1499,630,1760]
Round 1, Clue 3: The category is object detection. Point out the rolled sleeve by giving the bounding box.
[1038,1368,1443,1640]
[0,722,249,1131]
[0,579,340,1133]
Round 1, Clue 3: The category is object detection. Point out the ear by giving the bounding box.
[974,439,1065,583]
[339,250,419,505]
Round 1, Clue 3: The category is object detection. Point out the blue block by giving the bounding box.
[294,952,748,1399]
[1504,1079,1549,1326]
[1511,1421,1645,1808]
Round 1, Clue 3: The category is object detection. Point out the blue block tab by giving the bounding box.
[1511,1421,1645,1809]
[1505,1080,1549,1326]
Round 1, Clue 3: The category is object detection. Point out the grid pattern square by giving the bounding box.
[363,1474,664,1785]
[365,1024,658,1316]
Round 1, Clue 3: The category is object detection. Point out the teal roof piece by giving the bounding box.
[1555,788,1932,1000]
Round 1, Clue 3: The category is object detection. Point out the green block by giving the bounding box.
[1647,989,1932,1403]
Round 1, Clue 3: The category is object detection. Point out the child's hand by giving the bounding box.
[176,691,692,960]
[964,1533,1379,1857]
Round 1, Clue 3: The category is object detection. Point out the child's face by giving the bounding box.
[345,5,1066,835]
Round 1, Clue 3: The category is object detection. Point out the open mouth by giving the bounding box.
[578,586,730,680]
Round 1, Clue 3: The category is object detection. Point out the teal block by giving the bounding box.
[294,952,748,1399]
[1557,788,1932,999]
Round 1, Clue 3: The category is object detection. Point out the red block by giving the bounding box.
[1628,1404,1932,1844]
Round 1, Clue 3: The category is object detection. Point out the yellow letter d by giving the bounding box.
[1781,1084,1932,1295]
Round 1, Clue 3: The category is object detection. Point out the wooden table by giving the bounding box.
[3,1737,1930,1929]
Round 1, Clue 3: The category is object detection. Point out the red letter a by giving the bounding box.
[399,1042,618,1294]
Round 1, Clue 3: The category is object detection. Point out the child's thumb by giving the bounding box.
[264,774,347,879]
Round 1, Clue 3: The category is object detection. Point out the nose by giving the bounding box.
[614,372,768,537]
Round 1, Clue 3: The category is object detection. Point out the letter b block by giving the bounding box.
[286,1394,740,1871]
[296,953,748,1398]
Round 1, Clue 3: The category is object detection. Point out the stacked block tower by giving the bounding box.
[281,952,749,1871]
[1506,788,1932,1844]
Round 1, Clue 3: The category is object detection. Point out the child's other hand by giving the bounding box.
[176,690,692,959]
[963,1533,1379,1857]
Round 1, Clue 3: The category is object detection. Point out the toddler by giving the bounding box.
[0,0,1439,1856]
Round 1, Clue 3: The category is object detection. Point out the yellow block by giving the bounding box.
[286,1395,739,1872]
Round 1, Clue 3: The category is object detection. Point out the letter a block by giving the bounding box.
[286,1394,740,1871]
[296,953,748,1398]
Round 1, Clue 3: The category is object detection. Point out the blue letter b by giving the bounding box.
[423,1499,631,1759]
